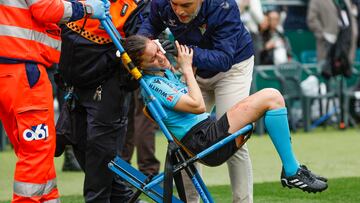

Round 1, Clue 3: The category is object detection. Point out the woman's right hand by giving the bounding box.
[173,41,206,114]
[175,41,194,75]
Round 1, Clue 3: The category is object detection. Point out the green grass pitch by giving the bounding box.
[1,127,359,202]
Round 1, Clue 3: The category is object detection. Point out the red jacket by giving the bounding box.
[0,0,74,67]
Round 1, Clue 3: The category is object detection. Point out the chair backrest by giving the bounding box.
[142,106,155,123]
[300,50,317,64]
[274,62,303,99]
[354,49,360,64]
[252,65,280,92]
[143,105,210,155]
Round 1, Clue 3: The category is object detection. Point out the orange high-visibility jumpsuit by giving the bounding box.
[0,0,80,202]
[0,63,59,203]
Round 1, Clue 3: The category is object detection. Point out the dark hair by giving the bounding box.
[123,35,149,66]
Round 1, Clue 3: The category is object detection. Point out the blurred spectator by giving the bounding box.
[259,14,270,34]
[284,5,309,30]
[351,0,360,47]
[237,0,264,34]
[256,15,270,62]
[263,5,287,32]
[260,10,293,65]
[236,0,266,64]
[121,90,160,177]
[307,0,358,64]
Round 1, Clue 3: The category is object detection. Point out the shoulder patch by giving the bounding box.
[220,1,230,9]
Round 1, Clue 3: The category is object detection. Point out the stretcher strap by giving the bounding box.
[164,142,187,203]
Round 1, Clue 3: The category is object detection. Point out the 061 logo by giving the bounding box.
[23,124,49,141]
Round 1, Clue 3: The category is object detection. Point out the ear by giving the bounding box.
[139,58,146,69]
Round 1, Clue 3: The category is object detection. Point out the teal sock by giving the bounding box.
[264,107,299,176]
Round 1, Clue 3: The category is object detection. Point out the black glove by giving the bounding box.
[54,71,67,91]
[159,39,178,57]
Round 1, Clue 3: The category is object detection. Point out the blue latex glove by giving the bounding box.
[86,0,110,20]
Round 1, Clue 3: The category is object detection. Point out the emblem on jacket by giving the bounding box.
[220,1,230,9]
[23,124,49,141]
[199,24,207,35]
[168,19,177,27]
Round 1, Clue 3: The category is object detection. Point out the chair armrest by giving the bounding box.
[255,65,277,80]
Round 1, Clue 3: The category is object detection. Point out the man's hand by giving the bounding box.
[85,0,110,20]
[159,39,178,57]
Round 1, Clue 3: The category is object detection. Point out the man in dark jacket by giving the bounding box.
[138,0,255,202]
[56,0,145,202]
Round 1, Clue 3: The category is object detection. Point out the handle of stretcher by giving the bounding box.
[99,12,142,80]
[98,4,168,122]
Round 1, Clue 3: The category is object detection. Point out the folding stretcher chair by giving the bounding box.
[99,10,254,203]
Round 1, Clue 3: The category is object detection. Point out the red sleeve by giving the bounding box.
[28,0,73,23]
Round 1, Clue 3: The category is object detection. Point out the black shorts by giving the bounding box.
[180,113,238,167]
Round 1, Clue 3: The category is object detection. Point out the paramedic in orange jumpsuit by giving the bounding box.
[0,0,109,202]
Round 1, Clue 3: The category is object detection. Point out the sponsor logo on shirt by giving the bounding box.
[162,79,179,92]
[23,124,49,141]
[167,95,174,101]
[180,88,188,94]
[153,78,162,84]
[149,83,168,98]
[153,78,179,92]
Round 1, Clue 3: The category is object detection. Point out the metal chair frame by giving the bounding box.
[99,10,253,203]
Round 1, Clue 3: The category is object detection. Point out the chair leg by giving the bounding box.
[323,97,331,128]
[255,117,265,135]
[344,96,357,127]
[286,102,296,132]
[330,97,339,125]
[302,98,311,132]
[343,95,350,127]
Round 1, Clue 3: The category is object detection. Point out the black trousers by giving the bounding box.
[121,90,160,176]
[69,74,133,203]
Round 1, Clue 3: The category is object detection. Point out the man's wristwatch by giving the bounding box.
[83,4,93,18]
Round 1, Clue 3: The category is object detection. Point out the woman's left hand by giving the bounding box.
[175,41,194,75]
